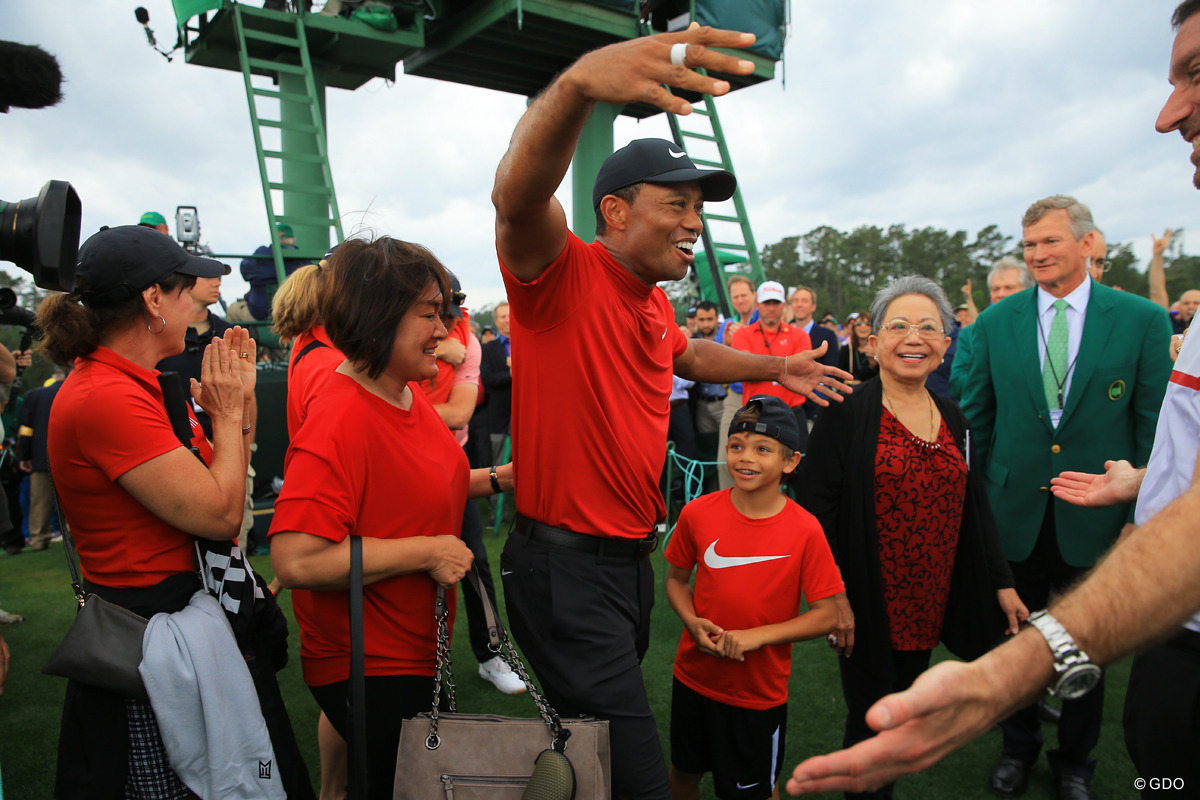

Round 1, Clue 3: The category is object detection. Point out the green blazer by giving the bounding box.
[961,282,1172,566]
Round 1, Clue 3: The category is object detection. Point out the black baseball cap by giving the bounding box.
[74,225,227,305]
[446,271,465,319]
[729,395,802,452]
[592,138,736,210]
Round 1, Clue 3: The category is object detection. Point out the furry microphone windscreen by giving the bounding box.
[0,41,64,113]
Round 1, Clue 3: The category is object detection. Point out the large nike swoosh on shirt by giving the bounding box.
[703,540,790,569]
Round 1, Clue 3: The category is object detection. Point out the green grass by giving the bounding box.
[0,529,1139,799]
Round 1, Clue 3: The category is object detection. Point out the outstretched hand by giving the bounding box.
[1050,460,1143,508]
[779,342,855,406]
[786,660,1006,795]
[565,23,757,116]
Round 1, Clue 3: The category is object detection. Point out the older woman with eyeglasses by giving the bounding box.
[797,276,1025,800]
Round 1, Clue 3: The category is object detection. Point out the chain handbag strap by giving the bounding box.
[425,585,458,749]
[424,566,570,752]
[495,620,569,752]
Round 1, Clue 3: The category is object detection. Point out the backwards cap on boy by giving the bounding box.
[728,395,802,452]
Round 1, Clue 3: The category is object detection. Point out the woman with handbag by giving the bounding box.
[268,237,513,800]
[42,225,257,799]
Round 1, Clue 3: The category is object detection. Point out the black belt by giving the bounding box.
[701,395,726,402]
[515,513,657,560]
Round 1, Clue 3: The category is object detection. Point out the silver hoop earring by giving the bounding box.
[147,315,166,335]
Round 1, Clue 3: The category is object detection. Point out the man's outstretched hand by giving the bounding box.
[786,660,1008,795]
[564,24,757,116]
[780,342,855,406]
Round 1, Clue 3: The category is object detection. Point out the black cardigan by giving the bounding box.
[796,377,1014,683]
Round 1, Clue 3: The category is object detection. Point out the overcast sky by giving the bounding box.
[4,1,1198,311]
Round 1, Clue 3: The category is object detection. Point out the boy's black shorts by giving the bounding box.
[670,677,787,800]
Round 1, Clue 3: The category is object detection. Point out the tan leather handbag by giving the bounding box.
[392,573,610,799]
[346,544,611,800]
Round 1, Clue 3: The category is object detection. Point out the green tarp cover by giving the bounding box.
[695,0,784,60]
[172,0,223,28]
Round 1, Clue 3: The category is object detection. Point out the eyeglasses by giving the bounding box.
[854,318,872,326]
[1092,258,1111,273]
[880,319,944,339]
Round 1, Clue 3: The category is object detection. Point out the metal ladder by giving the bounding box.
[232,4,344,282]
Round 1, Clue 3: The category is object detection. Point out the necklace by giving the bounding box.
[881,382,940,451]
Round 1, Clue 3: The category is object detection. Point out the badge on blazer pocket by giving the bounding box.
[1107,380,1126,401]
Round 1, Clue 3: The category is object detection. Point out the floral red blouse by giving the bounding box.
[874,407,967,650]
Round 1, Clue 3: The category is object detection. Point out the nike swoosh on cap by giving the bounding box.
[669,149,687,158]
[703,540,790,570]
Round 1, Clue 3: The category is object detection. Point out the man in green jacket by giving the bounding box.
[961,195,1172,800]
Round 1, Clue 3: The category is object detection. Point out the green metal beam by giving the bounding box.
[571,103,620,242]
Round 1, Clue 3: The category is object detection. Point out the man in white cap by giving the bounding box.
[730,280,814,452]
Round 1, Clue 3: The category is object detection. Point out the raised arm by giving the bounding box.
[1148,229,1171,310]
[492,25,758,282]
[786,447,1200,796]
[961,279,979,325]
[674,338,853,406]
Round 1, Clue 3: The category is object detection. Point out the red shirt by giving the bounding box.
[500,233,689,539]
[48,346,215,587]
[665,491,843,709]
[270,373,469,686]
[730,321,811,406]
[874,410,967,650]
[286,325,345,439]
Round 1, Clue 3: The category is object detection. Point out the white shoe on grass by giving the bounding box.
[479,656,526,695]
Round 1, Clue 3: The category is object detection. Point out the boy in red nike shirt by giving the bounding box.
[664,396,842,800]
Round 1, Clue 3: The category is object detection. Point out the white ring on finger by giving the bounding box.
[670,42,688,67]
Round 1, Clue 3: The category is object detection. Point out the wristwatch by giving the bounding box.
[1026,610,1102,699]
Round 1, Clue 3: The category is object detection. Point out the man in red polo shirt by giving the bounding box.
[731,280,813,453]
[491,26,853,800]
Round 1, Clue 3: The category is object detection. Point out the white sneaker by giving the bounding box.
[479,656,526,695]
[0,608,25,625]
